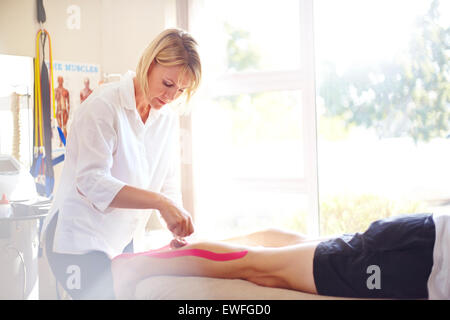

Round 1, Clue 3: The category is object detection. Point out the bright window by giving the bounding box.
[191,0,302,74]
[192,90,308,238]
[315,0,450,235]
[188,0,318,239]
[186,0,450,239]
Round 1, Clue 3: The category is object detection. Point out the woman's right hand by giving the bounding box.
[158,196,194,238]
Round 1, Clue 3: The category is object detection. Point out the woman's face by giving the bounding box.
[146,63,191,110]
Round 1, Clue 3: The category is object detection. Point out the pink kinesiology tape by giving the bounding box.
[114,243,248,261]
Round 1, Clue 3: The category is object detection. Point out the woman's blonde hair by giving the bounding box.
[136,28,202,103]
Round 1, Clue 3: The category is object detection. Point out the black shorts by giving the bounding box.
[313,213,435,299]
[45,213,133,300]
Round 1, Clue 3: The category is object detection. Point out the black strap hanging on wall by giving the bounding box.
[37,0,46,23]
[31,0,60,198]
[39,58,55,197]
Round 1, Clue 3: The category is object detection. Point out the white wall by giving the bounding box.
[100,0,168,74]
[0,0,174,75]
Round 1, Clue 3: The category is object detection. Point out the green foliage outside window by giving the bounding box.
[285,194,426,236]
[319,0,449,143]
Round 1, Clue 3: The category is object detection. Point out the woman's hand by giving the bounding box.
[170,237,188,249]
[158,196,194,238]
[109,185,194,237]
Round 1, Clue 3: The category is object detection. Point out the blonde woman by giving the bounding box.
[40,28,202,300]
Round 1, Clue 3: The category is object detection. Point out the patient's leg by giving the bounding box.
[111,240,319,299]
[221,228,308,247]
[221,228,334,247]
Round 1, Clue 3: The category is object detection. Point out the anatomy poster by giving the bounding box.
[47,60,101,153]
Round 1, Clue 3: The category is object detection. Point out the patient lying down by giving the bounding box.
[111,214,442,300]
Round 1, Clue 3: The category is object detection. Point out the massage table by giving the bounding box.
[134,276,351,300]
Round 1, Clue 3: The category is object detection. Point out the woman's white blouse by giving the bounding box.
[40,74,182,259]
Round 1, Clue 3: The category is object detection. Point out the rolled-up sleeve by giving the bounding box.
[74,99,126,212]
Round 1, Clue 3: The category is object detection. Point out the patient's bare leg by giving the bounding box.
[222,228,309,247]
[221,228,333,247]
[111,240,319,299]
